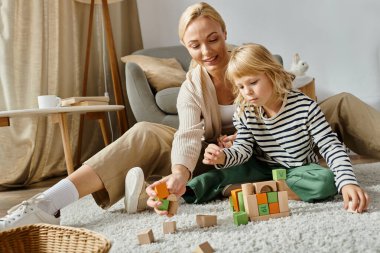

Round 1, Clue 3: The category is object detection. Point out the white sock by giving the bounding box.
[37,178,79,215]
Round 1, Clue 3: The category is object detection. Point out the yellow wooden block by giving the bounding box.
[155,182,169,199]
[230,189,242,212]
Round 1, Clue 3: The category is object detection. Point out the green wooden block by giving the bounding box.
[157,198,169,211]
[237,191,245,212]
[258,204,269,216]
[233,211,248,226]
[267,192,278,203]
[272,169,287,180]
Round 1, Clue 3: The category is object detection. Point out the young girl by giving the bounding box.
[198,43,369,213]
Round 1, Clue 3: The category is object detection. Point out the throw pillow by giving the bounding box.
[155,87,180,115]
[121,54,186,92]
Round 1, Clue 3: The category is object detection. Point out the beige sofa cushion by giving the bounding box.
[121,54,186,92]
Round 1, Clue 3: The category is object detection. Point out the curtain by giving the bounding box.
[0,0,143,187]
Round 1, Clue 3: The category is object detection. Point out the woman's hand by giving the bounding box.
[217,133,237,148]
[203,144,226,165]
[146,165,190,216]
[341,184,369,213]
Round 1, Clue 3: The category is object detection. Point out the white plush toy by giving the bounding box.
[290,53,309,76]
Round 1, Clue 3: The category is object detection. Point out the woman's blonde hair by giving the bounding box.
[226,43,295,114]
[178,2,226,42]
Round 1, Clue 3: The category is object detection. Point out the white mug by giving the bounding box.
[38,95,61,108]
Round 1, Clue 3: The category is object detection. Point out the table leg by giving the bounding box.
[51,113,74,175]
[86,112,110,145]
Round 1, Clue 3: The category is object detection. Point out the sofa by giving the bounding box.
[124,45,285,129]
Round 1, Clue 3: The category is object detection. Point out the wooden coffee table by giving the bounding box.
[0,105,124,175]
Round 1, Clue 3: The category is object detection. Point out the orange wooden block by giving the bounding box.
[155,182,169,199]
[230,189,242,212]
[269,202,280,214]
[256,193,268,205]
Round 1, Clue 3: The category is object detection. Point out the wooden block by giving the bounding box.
[272,169,287,180]
[251,214,271,222]
[241,183,254,195]
[270,211,290,218]
[267,192,278,203]
[196,215,217,228]
[237,191,245,212]
[230,189,242,212]
[233,211,249,226]
[258,204,269,216]
[167,194,178,201]
[253,180,277,193]
[245,194,259,220]
[0,117,10,127]
[157,198,169,211]
[256,193,268,205]
[229,196,234,212]
[193,241,215,253]
[168,200,179,217]
[137,229,154,245]
[276,180,287,191]
[278,191,289,212]
[269,202,280,214]
[163,221,176,234]
[155,182,169,199]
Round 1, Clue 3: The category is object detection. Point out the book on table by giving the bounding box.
[61,96,110,106]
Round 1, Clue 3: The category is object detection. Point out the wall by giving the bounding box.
[137,0,380,109]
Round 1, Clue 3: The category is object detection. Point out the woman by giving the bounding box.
[1,2,378,229]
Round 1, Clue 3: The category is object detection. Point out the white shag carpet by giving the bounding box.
[61,162,380,253]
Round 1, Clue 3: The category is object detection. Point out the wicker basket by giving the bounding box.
[0,223,111,253]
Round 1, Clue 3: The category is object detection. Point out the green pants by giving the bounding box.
[183,157,337,204]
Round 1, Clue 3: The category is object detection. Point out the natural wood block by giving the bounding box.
[256,193,268,205]
[269,202,280,214]
[137,229,155,245]
[230,189,242,212]
[276,180,287,191]
[168,200,179,217]
[278,191,289,212]
[167,194,178,201]
[253,181,277,193]
[155,182,169,199]
[251,214,270,222]
[196,215,217,228]
[241,183,254,195]
[245,194,259,220]
[163,221,176,234]
[270,211,290,218]
[193,241,215,253]
[272,169,287,180]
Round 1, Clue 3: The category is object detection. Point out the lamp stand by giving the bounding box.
[76,0,128,166]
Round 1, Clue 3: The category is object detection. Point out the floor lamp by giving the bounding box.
[75,0,128,166]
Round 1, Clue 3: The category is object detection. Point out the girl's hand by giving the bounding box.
[146,166,189,216]
[341,184,369,213]
[217,133,237,148]
[203,144,226,165]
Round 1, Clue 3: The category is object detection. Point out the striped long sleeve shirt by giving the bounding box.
[220,90,358,193]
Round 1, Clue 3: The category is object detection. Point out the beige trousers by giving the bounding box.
[85,121,212,208]
[319,92,380,159]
